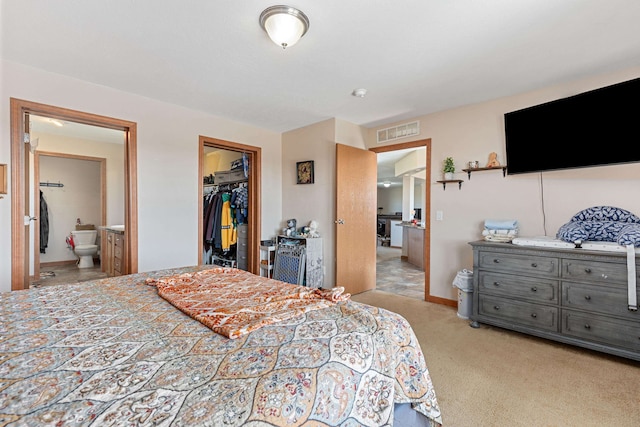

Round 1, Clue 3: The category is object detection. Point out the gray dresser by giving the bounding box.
[469,240,640,361]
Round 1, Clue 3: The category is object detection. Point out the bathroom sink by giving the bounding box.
[109,225,125,231]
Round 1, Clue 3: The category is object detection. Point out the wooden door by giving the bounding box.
[335,143,377,294]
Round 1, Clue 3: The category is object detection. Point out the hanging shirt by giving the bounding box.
[220,192,237,251]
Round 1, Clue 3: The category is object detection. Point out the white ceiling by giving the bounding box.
[5,1,640,186]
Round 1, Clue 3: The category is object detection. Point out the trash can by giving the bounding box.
[453,269,474,319]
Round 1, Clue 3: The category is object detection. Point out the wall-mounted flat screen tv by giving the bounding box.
[504,77,640,175]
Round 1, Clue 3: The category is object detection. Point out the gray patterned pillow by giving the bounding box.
[617,224,640,247]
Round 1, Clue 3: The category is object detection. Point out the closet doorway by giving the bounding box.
[198,136,261,274]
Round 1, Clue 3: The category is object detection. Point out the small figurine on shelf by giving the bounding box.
[308,220,320,237]
[486,152,500,168]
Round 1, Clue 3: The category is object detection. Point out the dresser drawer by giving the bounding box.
[236,239,248,256]
[562,282,640,320]
[478,294,558,331]
[562,310,640,351]
[562,259,633,285]
[237,224,248,239]
[477,251,559,277]
[479,271,558,303]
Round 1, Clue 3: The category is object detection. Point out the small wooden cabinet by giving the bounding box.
[103,229,126,277]
[404,226,425,270]
[470,240,640,361]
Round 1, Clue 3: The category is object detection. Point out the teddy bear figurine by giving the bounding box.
[308,220,320,237]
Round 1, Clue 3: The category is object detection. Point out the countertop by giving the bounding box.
[99,225,125,234]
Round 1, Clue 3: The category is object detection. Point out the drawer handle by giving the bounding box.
[531,287,537,292]
[493,305,500,311]
[585,295,591,301]
[584,268,591,273]
[493,282,500,287]
[531,313,537,318]
[493,259,500,263]
[584,324,591,330]
[531,263,537,268]
[601,274,608,279]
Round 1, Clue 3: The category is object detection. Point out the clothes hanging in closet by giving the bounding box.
[39,190,50,254]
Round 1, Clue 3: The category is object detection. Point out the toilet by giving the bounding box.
[71,230,99,268]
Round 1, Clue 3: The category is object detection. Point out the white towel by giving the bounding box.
[484,219,519,230]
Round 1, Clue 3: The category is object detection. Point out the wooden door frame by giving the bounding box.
[370,138,452,306]
[10,98,138,290]
[198,136,261,274]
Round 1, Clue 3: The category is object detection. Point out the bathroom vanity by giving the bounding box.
[102,226,126,276]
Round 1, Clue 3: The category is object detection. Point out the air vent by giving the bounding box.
[377,121,419,143]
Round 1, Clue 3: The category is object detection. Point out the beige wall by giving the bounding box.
[368,66,640,300]
[3,58,640,304]
[281,119,336,287]
[0,60,282,292]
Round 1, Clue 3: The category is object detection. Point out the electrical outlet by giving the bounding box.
[436,210,443,221]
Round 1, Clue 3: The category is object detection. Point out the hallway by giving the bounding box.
[376,245,424,300]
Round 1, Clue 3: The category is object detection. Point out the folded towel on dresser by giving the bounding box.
[484,219,519,230]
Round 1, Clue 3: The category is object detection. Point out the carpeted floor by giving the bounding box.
[351,290,640,427]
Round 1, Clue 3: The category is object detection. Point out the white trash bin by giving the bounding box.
[453,269,474,319]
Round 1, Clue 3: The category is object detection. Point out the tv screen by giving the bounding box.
[504,77,640,175]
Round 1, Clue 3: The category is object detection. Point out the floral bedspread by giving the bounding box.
[0,266,442,426]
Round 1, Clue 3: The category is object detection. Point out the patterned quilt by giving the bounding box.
[0,266,442,426]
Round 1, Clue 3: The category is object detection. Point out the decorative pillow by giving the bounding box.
[557,206,640,245]
[569,206,640,224]
[581,221,628,242]
[556,222,588,243]
[617,224,640,247]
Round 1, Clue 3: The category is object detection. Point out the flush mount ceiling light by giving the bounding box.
[259,5,309,49]
[352,88,367,97]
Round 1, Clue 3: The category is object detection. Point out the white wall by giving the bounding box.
[0,60,282,292]
[368,66,640,300]
[33,133,125,226]
[377,186,402,214]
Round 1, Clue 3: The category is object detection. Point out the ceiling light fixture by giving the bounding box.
[259,5,309,49]
[352,88,367,97]
[383,181,391,188]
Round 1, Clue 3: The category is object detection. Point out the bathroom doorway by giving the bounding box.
[33,152,107,286]
[10,98,138,291]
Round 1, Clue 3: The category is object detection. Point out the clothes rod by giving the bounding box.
[40,181,64,187]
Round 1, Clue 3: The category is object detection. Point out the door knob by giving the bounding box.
[334,219,344,225]
[24,215,37,225]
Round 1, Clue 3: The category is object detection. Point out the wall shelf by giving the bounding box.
[461,165,507,179]
[436,179,463,190]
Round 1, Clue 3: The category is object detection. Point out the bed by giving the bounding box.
[0,266,442,426]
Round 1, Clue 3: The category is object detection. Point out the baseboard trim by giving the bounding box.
[41,260,77,267]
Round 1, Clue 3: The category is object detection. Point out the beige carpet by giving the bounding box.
[351,290,640,427]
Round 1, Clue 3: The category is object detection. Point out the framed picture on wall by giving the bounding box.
[296,160,314,184]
